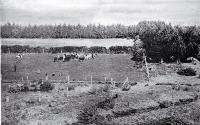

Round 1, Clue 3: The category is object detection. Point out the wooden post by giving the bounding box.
[126,77,129,82]
[161,58,164,64]
[45,74,48,81]
[27,75,29,83]
[8,49,10,54]
[104,77,107,82]
[21,77,24,82]
[113,81,115,88]
[43,48,45,53]
[67,75,70,84]
[91,75,93,86]
[6,96,9,103]
[38,91,41,102]
[66,87,69,97]
[144,57,150,81]
[111,77,113,86]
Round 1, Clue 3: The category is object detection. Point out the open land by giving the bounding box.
[1,53,200,125]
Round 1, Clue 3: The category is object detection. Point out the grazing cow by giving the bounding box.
[63,53,71,62]
[16,54,22,59]
[54,54,64,62]
[85,53,93,60]
[187,57,199,65]
[77,53,85,62]
[70,53,78,59]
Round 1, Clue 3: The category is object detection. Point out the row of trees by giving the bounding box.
[1,45,132,54]
[1,23,135,38]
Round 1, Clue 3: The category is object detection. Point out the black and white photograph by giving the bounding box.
[1,0,200,124]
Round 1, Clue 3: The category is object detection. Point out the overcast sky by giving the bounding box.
[1,0,200,26]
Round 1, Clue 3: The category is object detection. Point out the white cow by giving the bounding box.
[85,53,93,60]
[16,54,22,59]
[187,57,199,65]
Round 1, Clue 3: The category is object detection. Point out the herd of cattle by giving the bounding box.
[15,52,98,62]
[53,53,98,62]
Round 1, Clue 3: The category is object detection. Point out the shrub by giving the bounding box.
[102,85,110,92]
[115,82,123,87]
[77,90,117,124]
[177,68,196,76]
[40,82,54,91]
[68,85,75,91]
[121,84,131,91]
[88,87,97,95]
[77,102,98,124]
[129,82,137,86]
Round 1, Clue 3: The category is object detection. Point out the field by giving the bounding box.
[1,38,133,48]
[1,53,146,82]
[1,53,200,125]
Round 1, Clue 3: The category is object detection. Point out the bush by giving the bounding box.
[77,101,98,124]
[68,85,75,91]
[129,82,137,86]
[177,68,196,76]
[40,82,54,91]
[121,84,131,91]
[77,90,117,124]
[102,85,110,92]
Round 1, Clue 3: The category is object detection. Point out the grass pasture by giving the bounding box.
[1,53,146,82]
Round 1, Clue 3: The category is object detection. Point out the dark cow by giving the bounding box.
[54,56,63,62]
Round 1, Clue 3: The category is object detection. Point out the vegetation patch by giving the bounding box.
[76,87,117,124]
[177,68,196,76]
[40,82,54,91]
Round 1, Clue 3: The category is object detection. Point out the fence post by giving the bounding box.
[8,49,10,54]
[111,77,113,86]
[104,77,107,82]
[21,77,24,82]
[38,91,41,102]
[91,75,93,86]
[66,87,69,97]
[27,75,29,84]
[113,81,115,88]
[45,74,48,81]
[144,57,150,81]
[67,75,70,84]
[6,96,9,103]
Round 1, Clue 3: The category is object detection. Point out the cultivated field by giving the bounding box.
[1,53,200,125]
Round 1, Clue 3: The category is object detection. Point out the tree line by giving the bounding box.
[1,45,132,54]
[1,23,133,38]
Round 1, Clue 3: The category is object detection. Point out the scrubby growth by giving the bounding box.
[40,81,54,91]
[121,84,131,91]
[177,68,196,76]
[77,86,117,124]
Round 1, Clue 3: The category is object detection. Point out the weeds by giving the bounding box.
[40,82,54,91]
[177,68,196,76]
[77,86,117,124]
